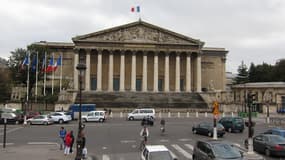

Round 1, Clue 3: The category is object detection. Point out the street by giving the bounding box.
[0,115,284,160]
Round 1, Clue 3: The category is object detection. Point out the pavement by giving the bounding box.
[0,144,95,160]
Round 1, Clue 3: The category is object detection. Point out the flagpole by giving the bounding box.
[35,52,38,102]
[52,52,54,95]
[44,52,47,96]
[60,53,62,92]
[24,52,30,125]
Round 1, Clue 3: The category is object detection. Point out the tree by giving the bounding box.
[234,61,249,84]
[8,45,48,100]
[0,59,11,102]
[273,59,285,81]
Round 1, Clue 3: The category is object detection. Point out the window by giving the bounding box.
[158,79,163,91]
[95,112,100,116]
[113,78,120,91]
[180,79,184,91]
[87,113,93,116]
[136,79,142,91]
[91,78,97,90]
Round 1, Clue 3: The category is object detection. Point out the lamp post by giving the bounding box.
[75,63,86,160]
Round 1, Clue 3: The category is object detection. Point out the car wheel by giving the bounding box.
[27,121,32,125]
[58,119,64,124]
[228,128,232,133]
[240,129,243,133]
[84,118,87,122]
[129,117,134,121]
[44,121,48,125]
[99,118,104,123]
[193,155,197,160]
[193,129,197,134]
[265,148,271,156]
[208,132,212,137]
[15,120,19,125]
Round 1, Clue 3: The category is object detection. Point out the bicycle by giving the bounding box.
[139,136,147,151]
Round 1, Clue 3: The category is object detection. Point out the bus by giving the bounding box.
[69,104,96,120]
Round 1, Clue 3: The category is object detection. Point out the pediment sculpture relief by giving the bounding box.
[86,26,191,44]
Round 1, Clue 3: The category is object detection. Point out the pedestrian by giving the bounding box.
[69,130,74,154]
[59,127,66,150]
[108,109,112,115]
[81,132,87,159]
[64,131,72,156]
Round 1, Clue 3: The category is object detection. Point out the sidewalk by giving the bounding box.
[0,144,95,160]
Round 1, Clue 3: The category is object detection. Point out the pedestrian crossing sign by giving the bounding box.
[213,101,220,115]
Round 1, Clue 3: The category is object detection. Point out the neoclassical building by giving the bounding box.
[33,20,228,108]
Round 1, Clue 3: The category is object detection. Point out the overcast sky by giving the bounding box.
[0,0,284,73]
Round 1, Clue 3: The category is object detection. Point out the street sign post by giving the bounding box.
[212,101,220,140]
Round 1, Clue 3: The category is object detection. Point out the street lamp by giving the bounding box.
[75,63,86,160]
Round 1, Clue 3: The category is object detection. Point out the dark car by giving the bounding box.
[193,140,245,160]
[192,122,225,137]
[0,112,24,124]
[264,128,285,138]
[141,116,154,126]
[251,134,285,157]
[218,117,244,133]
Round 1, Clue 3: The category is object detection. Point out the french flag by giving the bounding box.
[131,6,140,13]
[53,56,62,71]
[21,54,29,70]
[45,56,54,72]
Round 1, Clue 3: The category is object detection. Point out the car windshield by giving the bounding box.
[234,118,243,123]
[269,135,285,143]
[212,143,241,159]
[149,151,172,160]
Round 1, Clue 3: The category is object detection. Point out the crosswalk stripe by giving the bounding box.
[171,144,192,159]
[102,154,110,160]
[184,144,194,151]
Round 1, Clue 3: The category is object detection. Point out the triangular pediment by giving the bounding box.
[73,21,202,45]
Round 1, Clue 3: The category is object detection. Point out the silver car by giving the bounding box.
[27,115,54,125]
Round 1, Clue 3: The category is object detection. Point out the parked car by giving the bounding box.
[193,140,245,160]
[128,108,155,120]
[141,145,177,160]
[82,111,106,122]
[264,128,285,138]
[27,115,54,125]
[141,116,154,126]
[49,112,72,124]
[251,134,285,157]
[192,122,225,137]
[0,112,24,124]
[219,117,244,133]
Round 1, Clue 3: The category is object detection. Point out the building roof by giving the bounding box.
[232,82,285,88]
[33,41,74,49]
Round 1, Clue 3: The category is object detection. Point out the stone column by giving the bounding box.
[186,52,192,92]
[97,49,102,91]
[175,52,180,92]
[131,52,136,91]
[164,52,169,92]
[85,49,91,91]
[142,51,148,92]
[74,52,79,90]
[153,52,158,92]
[108,51,113,91]
[196,54,202,92]
[120,51,125,92]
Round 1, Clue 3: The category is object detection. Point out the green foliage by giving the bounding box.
[234,61,249,84]
[0,68,11,103]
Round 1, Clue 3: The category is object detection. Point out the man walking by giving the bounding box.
[59,127,66,150]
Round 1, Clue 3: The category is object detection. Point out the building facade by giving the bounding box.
[34,21,227,95]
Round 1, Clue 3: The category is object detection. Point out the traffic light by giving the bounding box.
[247,93,256,107]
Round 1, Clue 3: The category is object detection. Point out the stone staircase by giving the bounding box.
[75,92,208,109]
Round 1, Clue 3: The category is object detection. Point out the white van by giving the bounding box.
[82,111,106,122]
[127,108,155,120]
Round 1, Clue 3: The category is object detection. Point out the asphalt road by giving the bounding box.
[0,116,284,160]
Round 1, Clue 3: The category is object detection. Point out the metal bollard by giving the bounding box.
[178,112,180,118]
[222,112,225,117]
[110,112,113,118]
[187,112,190,118]
[196,112,199,118]
[120,112,123,118]
[168,112,171,118]
[231,112,234,117]
[205,112,208,117]
[159,112,162,118]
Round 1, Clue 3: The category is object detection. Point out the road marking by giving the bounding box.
[102,154,110,160]
[178,138,192,142]
[184,144,194,151]
[120,140,136,143]
[171,144,192,159]
[0,127,23,136]
[0,143,14,146]
[102,146,108,150]
[27,142,59,146]
[159,139,169,142]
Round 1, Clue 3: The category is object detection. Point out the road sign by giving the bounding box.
[213,101,220,115]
